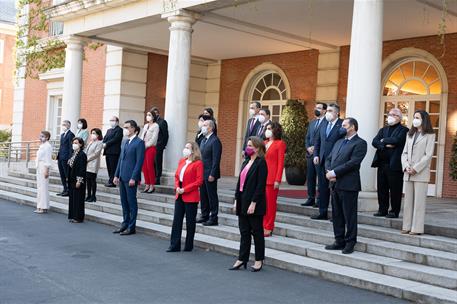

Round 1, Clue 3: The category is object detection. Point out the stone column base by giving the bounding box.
[357,191,379,212]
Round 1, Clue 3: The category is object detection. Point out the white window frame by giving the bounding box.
[0,39,4,64]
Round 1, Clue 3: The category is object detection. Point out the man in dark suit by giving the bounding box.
[103,116,123,187]
[256,108,271,140]
[371,108,409,218]
[56,120,74,196]
[243,101,262,152]
[197,119,222,226]
[312,103,345,219]
[324,117,367,254]
[302,102,327,207]
[152,107,168,185]
[113,120,145,236]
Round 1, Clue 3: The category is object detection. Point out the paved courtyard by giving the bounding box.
[0,199,409,304]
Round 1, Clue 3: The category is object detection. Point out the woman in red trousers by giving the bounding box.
[263,122,286,237]
[141,109,160,193]
[167,142,204,252]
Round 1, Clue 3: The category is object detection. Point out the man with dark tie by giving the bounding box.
[324,117,367,254]
[302,102,327,207]
[113,120,145,235]
[151,107,169,185]
[312,103,345,220]
[197,119,222,226]
[243,101,262,153]
[256,108,271,140]
[56,120,74,197]
[371,108,409,218]
[102,116,123,187]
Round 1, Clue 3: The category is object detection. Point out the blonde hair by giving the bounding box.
[187,142,201,161]
[247,136,266,157]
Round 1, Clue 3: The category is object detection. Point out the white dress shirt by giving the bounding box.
[179,160,192,182]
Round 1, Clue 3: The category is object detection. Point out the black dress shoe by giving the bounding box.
[56,192,63,196]
[373,212,387,217]
[183,248,193,252]
[312,203,318,208]
[166,247,180,252]
[85,196,91,202]
[196,217,209,224]
[325,242,346,250]
[91,196,97,202]
[61,192,69,197]
[310,213,328,220]
[202,220,218,226]
[342,244,355,254]
[301,198,315,207]
[113,227,127,234]
[105,183,116,188]
[386,212,399,218]
[120,229,136,236]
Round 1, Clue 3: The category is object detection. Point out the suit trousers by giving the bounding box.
[86,172,97,199]
[316,163,330,216]
[331,189,358,246]
[377,164,403,215]
[119,180,138,231]
[306,157,318,200]
[402,181,427,234]
[263,185,279,231]
[105,154,120,184]
[154,148,164,184]
[58,159,70,192]
[238,215,265,262]
[169,196,198,251]
[142,146,156,185]
[199,179,219,220]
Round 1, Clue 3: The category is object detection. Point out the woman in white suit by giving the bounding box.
[85,128,104,202]
[35,131,53,214]
[401,110,435,235]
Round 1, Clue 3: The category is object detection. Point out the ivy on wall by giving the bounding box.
[450,131,457,181]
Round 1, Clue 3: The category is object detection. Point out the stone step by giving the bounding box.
[3,174,457,256]
[0,188,456,304]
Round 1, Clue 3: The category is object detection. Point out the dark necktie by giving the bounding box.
[337,139,349,154]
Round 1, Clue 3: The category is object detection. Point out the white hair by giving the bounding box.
[390,108,403,119]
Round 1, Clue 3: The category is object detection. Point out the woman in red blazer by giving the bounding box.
[167,142,204,252]
[263,122,286,237]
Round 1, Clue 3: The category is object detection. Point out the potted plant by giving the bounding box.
[280,99,308,185]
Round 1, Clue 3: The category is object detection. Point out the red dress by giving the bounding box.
[263,140,286,231]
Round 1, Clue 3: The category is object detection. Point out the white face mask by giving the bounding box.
[77,123,83,130]
[198,120,204,129]
[249,109,256,117]
[110,121,117,128]
[201,126,208,135]
[146,115,152,122]
[387,116,397,126]
[325,112,334,122]
[265,129,273,139]
[72,143,80,151]
[61,126,68,133]
[123,128,130,137]
[91,134,98,140]
[412,118,422,128]
[258,115,266,124]
[182,148,192,158]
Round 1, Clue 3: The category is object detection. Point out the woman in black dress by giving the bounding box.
[68,137,87,223]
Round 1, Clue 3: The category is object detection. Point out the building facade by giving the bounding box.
[13,0,457,198]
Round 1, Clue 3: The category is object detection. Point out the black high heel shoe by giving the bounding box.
[250,262,263,272]
[147,188,156,193]
[228,261,247,270]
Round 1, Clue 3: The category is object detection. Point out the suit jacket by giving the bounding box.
[305,118,324,158]
[371,123,409,171]
[156,117,169,150]
[325,134,368,192]
[85,140,103,174]
[68,151,87,185]
[235,157,267,216]
[57,130,75,161]
[256,120,270,140]
[265,140,286,185]
[314,118,344,164]
[199,133,222,180]
[401,132,435,182]
[243,117,261,150]
[103,126,123,156]
[114,136,145,182]
[174,158,204,202]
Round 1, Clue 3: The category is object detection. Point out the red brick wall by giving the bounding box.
[338,34,457,198]
[145,53,167,115]
[218,50,319,176]
[0,32,15,128]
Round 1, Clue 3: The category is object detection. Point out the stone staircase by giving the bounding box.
[0,169,457,303]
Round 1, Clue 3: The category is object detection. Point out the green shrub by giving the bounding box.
[450,131,457,181]
[0,129,11,143]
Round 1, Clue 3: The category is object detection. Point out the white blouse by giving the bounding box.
[179,160,192,182]
[36,142,53,169]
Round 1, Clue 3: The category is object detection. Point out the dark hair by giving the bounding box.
[125,120,141,135]
[151,107,160,114]
[78,118,88,129]
[328,103,340,113]
[40,131,51,141]
[73,137,85,150]
[147,111,158,123]
[260,108,271,116]
[269,121,283,139]
[408,110,434,137]
[199,114,212,121]
[251,101,261,109]
[316,102,328,110]
[203,107,214,118]
[91,128,103,140]
[247,136,266,157]
[344,117,358,131]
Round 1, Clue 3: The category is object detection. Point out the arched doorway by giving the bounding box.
[381,55,448,197]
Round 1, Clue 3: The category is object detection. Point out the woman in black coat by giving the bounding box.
[230,136,267,272]
[68,137,87,223]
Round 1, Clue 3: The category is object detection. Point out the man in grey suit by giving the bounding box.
[324,117,367,254]
[302,102,327,207]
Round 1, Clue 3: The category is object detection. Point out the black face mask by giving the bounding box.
[314,109,321,117]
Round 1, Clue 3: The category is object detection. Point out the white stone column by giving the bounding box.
[62,36,85,132]
[161,10,198,173]
[345,0,383,210]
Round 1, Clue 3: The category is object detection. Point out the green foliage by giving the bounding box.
[280,100,309,170]
[450,131,457,181]
[0,129,11,143]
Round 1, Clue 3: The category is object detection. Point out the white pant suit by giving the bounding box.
[36,141,53,210]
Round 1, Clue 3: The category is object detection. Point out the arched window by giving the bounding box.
[251,72,288,122]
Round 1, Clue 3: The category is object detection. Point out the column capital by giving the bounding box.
[162,9,199,32]
[63,35,87,49]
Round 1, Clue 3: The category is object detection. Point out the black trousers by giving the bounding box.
[199,179,219,221]
[306,156,318,200]
[58,159,69,192]
[238,215,265,262]
[86,172,97,199]
[331,188,358,246]
[169,196,198,251]
[105,154,120,184]
[377,164,403,216]
[316,163,330,216]
[155,148,164,184]
[68,182,85,222]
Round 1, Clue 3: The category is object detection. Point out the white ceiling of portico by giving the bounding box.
[90,0,457,61]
